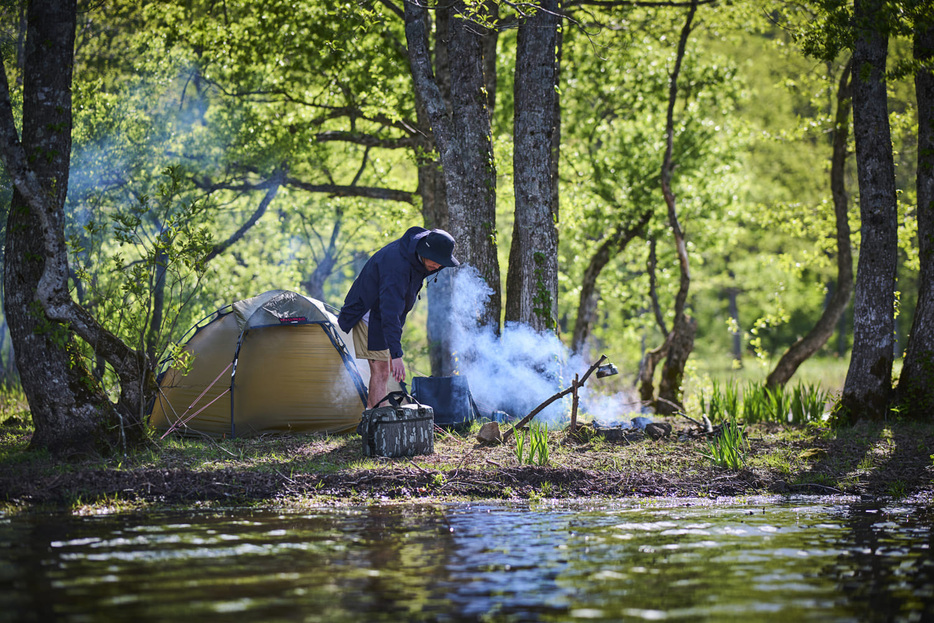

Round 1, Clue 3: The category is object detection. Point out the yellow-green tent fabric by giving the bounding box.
[150,290,368,437]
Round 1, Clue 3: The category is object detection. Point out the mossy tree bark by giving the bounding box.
[405,0,502,373]
[896,16,934,418]
[1,0,120,455]
[0,0,154,455]
[839,0,898,421]
[506,0,561,332]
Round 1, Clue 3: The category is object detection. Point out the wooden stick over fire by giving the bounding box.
[502,355,609,442]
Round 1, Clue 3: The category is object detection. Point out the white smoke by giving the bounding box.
[447,266,641,425]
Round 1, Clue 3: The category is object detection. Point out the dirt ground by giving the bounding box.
[1,417,932,510]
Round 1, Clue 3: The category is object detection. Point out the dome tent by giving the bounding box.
[150,290,368,437]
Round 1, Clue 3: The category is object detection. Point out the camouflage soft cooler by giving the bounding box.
[357,392,434,458]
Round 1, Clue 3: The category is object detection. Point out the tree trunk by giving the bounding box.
[571,211,650,354]
[655,1,698,415]
[639,338,670,405]
[552,24,563,243]
[638,238,670,406]
[405,0,502,340]
[837,302,849,357]
[410,5,453,376]
[446,3,501,329]
[896,17,934,418]
[481,1,499,117]
[301,211,343,302]
[767,59,854,389]
[727,269,742,365]
[0,319,10,383]
[839,0,898,422]
[506,0,561,331]
[0,0,154,453]
[658,314,697,414]
[146,248,168,363]
[2,0,117,456]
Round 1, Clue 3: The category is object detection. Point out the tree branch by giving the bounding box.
[0,56,149,386]
[315,130,420,149]
[378,0,405,20]
[566,0,715,8]
[198,76,422,135]
[193,173,416,204]
[202,168,285,264]
[661,0,697,321]
[502,355,608,441]
[284,178,415,203]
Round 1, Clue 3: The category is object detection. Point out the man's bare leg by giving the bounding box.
[367,359,390,408]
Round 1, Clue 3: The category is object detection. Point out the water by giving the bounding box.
[1,497,932,622]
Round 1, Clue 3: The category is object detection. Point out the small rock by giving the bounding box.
[476,421,502,444]
[631,416,653,430]
[645,422,672,440]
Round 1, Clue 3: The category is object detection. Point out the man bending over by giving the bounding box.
[338,227,460,408]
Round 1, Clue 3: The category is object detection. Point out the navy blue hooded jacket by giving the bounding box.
[337,227,440,359]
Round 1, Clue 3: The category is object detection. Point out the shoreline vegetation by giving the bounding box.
[1,409,932,514]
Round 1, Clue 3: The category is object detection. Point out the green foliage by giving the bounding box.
[515,423,549,466]
[515,427,526,464]
[69,166,214,374]
[557,2,772,366]
[0,385,30,428]
[788,0,854,62]
[529,423,549,466]
[700,379,829,426]
[1,0,923,410]
[887,479,907,500]
[701,413,747,470]
[698,380,741,423]
[788,382,832,425]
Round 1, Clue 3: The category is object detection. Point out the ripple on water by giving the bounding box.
[0,497,931,622]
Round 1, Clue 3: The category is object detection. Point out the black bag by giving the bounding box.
[411,376,481,429]
[357,391,434,458]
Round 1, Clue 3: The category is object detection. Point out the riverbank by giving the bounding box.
[1,415,932,512]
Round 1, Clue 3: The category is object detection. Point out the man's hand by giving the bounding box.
[390,357,406,382]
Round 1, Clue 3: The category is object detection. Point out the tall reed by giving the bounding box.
[515,423,549,466]
[702,413,746,469]
[701,380,829,426]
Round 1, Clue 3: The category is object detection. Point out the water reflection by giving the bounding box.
[824,501,934,621]
[0,497,931,622]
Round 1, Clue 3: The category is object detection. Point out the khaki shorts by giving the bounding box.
[352,320,390,362]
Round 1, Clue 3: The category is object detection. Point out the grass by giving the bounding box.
[1,373,933,511]
[698,379,831,426]
[689,354,850,395]
[515,422,549,466]
[701,414,747,470]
